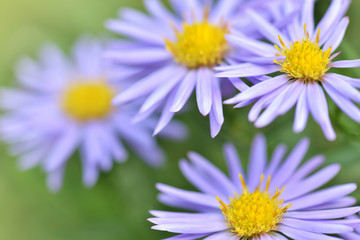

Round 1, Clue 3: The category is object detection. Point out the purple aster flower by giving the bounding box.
[216,0,360,141]
[340,214,360,239]
[105,0,285,138]
[0,37,186,192]
[149,134,360,239]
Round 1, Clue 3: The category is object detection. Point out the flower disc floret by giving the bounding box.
[61,80,114,121]
[217,175,290,239]
[274,27,332,83]
[165,11,229,69]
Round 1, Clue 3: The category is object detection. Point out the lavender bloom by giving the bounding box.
[0,37,186,192]
[217,0,360,141]
[105,0,285,138]
[149,135,360,239]
[341,214,360,239]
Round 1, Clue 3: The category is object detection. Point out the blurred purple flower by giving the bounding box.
[0,37,186,192]
[105,0,285,138]
[217,0,360,141]
[149,134,360,239]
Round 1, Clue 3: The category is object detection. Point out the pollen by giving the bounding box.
[274,25,332,83]
[217,174,291,239]
[165,9,229,68]
[61,80,115,121]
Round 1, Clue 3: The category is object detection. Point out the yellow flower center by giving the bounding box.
[165,9,229,68]
[274,26,332,83]
[61,80,115,121]
[217,174,291,239]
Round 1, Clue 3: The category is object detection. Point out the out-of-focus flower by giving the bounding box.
[0,37,186,192]
[217,0,360,141]
[106,0,285,138]
[149,135,360,239]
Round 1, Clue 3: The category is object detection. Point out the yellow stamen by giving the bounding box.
[278,35,286,48]
[316,28,321,44]
[61,80,114,121]
[274,44,282,53]
[239,174,247,190]
[266,175,271,192]
[165,9,229,68]
[256,174,265,191]
[274,25,332,83]
[217,175,291,239]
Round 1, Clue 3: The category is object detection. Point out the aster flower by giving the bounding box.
[341,214,360,239]
[149,134,360,239]
[0,37,186,192]
[105,0,285,138]
[216,0,360,141]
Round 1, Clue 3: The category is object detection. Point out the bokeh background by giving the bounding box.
[0,0,360,239]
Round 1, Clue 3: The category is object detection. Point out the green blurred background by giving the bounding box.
[0,0,360,239]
